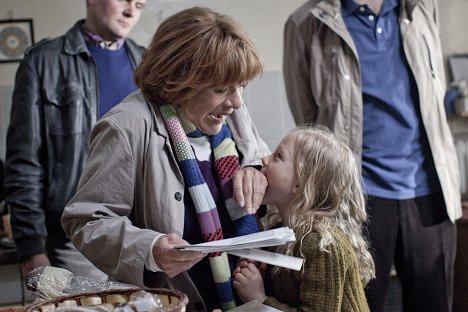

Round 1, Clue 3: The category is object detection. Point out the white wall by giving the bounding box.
[439,0,468,60]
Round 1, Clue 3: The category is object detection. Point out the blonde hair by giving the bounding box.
[272,125,375,285]
[134,7,263,106]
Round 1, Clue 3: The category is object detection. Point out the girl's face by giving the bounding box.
[183,85,244,135]
[261,134,299,219]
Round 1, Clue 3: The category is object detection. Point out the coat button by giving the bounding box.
[174,192,182,201]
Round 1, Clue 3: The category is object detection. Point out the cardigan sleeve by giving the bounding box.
[264,233,368,312]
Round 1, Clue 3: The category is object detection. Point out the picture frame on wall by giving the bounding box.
[0,19,34,63]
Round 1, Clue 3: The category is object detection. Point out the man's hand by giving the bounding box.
[21,253,50,287]
[233,167,267,214]
[152,234,205,278]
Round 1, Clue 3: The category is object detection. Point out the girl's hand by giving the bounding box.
[233,261,266,303]
[236,259,268,279]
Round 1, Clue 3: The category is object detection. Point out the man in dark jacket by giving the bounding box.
[4,0,146,282]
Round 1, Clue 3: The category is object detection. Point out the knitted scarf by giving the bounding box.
[159,103,260,311]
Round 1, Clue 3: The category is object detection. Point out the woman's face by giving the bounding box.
[183,85,244,135]
[261,134,299,220]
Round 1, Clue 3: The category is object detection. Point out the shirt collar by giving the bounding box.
[341,0,362,17]
[81,22,125,50]
[381,0,399,16]
[341,0,399,17]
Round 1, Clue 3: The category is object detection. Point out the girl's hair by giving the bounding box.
[273,125,375,285]
[134,6,263,106]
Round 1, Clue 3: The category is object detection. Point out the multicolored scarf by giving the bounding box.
[159,103,260,310]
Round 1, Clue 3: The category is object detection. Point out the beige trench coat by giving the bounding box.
[283,0,461,221]
[62,90,270,311]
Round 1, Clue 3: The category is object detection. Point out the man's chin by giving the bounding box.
[110,27,130,40]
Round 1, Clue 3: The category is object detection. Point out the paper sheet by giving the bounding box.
[227,248,304,271]
[175,227,304,271]
[229,300,283,312]
[174,227,296,252]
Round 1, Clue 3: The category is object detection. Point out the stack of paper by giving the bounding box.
[175,227,304,271]
[229,300,282,312]
[226,248,303,271]
[174,227,295,252]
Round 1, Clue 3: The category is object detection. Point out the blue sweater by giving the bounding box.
[88,44,138,118]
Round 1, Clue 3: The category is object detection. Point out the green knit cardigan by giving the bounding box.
[263,227,370,312]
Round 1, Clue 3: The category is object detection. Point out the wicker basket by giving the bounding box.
[25,288,188,312]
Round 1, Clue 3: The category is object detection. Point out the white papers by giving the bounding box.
[227,248,304,271]
[229,300,282,312]
[174,227,296,252]
[174,227,304,271]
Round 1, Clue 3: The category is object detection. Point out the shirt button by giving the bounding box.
[174,192,182,201]
[359,6,365,12]
[368,15,374,21]
[377,27,383,34]
[403,18,410,24]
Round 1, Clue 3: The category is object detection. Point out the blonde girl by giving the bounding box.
[233,125,375,311]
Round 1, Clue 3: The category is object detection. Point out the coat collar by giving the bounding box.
[403,0,420,20]
[63,20,91,56]
[62,20,142,69]
[314,0,420,19]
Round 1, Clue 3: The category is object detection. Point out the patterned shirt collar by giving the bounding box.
[81,22,125,50]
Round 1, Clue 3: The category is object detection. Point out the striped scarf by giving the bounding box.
[159,103,260,310]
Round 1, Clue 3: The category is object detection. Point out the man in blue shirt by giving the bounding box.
[284,0,461,311]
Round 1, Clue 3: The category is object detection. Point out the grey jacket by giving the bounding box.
[62,90,270,311]
[283,0,461,221]
[5,20,144,260]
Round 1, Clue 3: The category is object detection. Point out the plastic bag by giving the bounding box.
[28,266,134,300]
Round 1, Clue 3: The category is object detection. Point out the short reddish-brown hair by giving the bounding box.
[134,6,263,106]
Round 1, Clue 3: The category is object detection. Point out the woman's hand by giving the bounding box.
[152,234,205,277]
[233,167,268,214]
[233,261,266,303]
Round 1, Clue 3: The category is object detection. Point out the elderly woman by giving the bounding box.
[62,6,269,312]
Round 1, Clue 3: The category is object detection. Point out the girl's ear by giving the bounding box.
[292,182,300,194]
